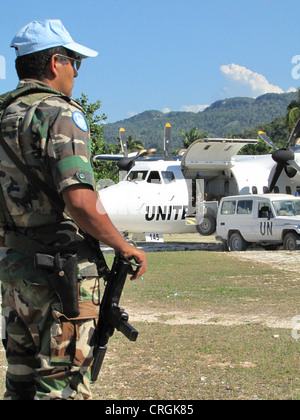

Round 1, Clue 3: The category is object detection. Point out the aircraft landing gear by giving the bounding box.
[196,214,216,236]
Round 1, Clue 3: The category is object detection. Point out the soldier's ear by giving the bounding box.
[47,54,60,79]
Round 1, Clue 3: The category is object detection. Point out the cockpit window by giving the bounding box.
[127,171,148,181]
[147,171,161,184]
[162,171,175,184]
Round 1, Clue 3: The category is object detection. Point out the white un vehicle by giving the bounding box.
[216,194,300,251]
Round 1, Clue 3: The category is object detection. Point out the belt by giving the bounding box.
[4,230,103,262]
[3,230,109,279]
[4,230,63,258]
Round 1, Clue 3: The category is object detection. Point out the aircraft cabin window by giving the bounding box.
[162,171,175,184]
[127,171,148,181]
[147,171,161,184]
[221,200,236,215]
[237,200,253,215]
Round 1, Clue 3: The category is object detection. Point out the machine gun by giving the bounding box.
[91,253,140,382]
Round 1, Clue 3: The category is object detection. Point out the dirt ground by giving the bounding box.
[121,234,300,330]
[229,250,300,274]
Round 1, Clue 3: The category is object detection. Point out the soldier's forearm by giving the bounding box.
[62,184,129,252]
[62,184,147,280]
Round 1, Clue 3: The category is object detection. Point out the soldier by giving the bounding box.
[0,19,147,400]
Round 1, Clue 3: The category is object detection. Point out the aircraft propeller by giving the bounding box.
[117,148,156,172]
[116,123,171,171]
[258,130,300,192]
[119,127,128,158]
[164,123,171,157]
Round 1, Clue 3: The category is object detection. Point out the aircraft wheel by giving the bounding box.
[228,232,248,252]
[196,215,216,236]
[283,232,300,251]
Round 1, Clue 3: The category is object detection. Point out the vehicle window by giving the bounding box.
[272,200,300,216]
[258,202,273,218]
[147,171,161,184]
[221,201,236,215]
[127,171,148,181]
[237,200,253,215]
[162,171,175,184]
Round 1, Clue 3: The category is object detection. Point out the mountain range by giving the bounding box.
[102,91,298,150]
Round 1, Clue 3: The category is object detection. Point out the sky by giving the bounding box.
[1,0,300,124]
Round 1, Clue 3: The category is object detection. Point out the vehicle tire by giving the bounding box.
[228,232,248,252]
[283,232,300,251]
[196,215,216,236]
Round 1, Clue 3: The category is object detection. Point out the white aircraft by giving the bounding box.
[94,123,300,242]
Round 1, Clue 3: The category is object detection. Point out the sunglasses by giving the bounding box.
[55,54,82,71]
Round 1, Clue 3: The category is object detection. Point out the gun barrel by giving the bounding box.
[91,345,107,382]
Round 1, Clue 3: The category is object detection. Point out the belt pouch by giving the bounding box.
[49,253,80,318]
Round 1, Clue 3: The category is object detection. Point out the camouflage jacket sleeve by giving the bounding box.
[32,96,96,194]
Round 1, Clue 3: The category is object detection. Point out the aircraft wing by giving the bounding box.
[181,138,258,170]
[93,152,140,162]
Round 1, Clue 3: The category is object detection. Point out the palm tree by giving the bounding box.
[286,89,300,130]
[179,128,207,149]
[126,135,145,152]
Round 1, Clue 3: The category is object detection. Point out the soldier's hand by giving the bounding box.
[122,246,147,280]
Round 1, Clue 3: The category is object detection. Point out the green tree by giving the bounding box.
[76,93,119,182]
[237,116,289,155]
[117,134,145,154]
[126,135,144,152]
[76,93,107,157]
[286,88,300,130]
[179,127,207,148]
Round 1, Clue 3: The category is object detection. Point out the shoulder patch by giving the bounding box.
[72,111,88,132]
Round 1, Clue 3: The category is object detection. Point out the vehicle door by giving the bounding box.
[235,199,256,241]
[254,200,277,241]
[217,199,237,238]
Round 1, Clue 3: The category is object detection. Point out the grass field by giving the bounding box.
[1,250,300,400]
[91,251,300,400]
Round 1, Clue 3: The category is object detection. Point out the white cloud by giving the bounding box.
[181,104,209,113]
[220,63,284,97]
[287,87,298,93]
[162,107,171,114]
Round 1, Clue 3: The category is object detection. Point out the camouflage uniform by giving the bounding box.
[0,79,102,400]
